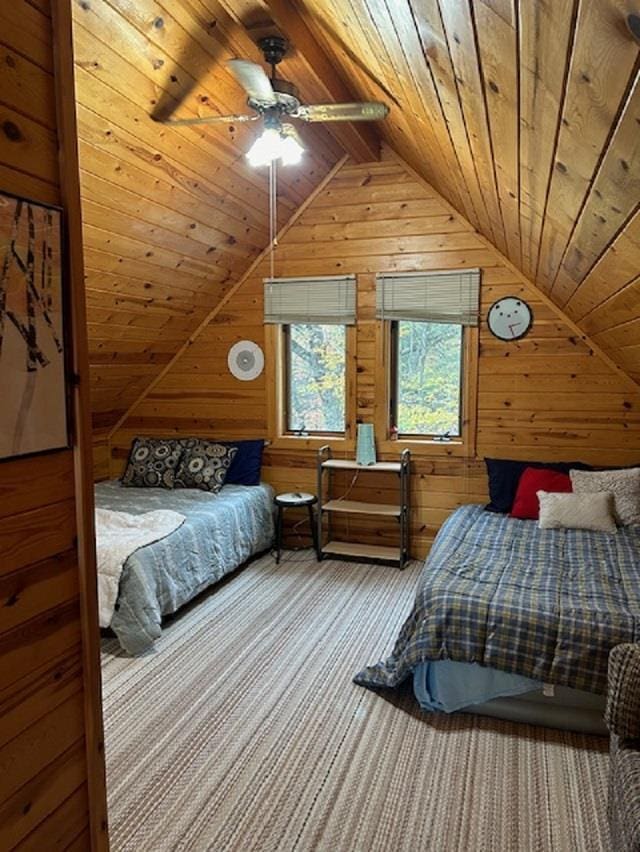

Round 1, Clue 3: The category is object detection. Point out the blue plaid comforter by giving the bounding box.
[355,505,640,695]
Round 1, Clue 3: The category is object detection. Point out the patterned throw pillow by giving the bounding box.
[121,437,184,489]
[570,468,640,526]
[174,440,237,493]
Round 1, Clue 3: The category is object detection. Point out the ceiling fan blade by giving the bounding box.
[294,102,390,122]
[228,59,276,105]
[281,122,304,147]
[154,113,259,127]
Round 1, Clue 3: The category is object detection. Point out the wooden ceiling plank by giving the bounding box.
[75,105,271,237]
[73,70,299,231]
[0,43,57,130]
[95,0,328,193]
[84,272,220,310]
[82,245,232,296]
[551,74,640,306]
[243,0,381,163]
[354,0,466,213]
[473,0,521,266]
[535,0,639,293]
[566,210,640,321]
[437,0,508,255]
[157,0,343,168]
[0,3,54,73]
[299,0,452,198]
[77,142,267,251]
[206,0,379,162]
[72,10,312,210]
[381,0,480,228]
[328,0,455,197]
[580,275,640,336]
[518,0,577,280]
[80,196,256,277]
[81,222,236,283]
[380,0,471,214]
[409,0,494,238]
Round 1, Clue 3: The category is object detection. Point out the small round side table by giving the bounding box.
[274,492,318,564]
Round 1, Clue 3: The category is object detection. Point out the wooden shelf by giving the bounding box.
[322,541,401,562]
[321,459,401,472]
[322,499,401,517]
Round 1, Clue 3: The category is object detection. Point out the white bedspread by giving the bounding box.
[96,507,186,628]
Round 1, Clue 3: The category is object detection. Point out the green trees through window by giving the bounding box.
[394,320,463,436]
[286,323,346,433]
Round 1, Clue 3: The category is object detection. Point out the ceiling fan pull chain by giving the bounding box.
[269,158,277,281]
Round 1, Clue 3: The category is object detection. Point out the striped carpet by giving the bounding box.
[101,551,611,852]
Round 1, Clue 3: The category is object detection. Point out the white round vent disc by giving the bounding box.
[227,340,264,381]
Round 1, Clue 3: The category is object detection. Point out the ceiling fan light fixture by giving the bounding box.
[246,127,283,167]
[279,130,304,166]
[246,127,304,168]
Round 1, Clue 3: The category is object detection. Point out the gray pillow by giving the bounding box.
[570,468,640,526]
[121,437,184,489]
[174,440,237,493]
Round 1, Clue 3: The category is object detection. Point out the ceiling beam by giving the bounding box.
[220,0,382,163]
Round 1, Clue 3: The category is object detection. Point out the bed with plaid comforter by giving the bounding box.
[354,504,640,696]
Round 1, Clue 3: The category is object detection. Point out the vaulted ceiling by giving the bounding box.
[73,0,640,433]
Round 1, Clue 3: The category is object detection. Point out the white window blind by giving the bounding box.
[376,269,480,326]
[264,275,356,325]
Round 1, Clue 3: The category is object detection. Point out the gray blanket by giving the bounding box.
[95,480,274,654]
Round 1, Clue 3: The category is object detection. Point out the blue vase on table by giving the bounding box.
[356,423,376,466]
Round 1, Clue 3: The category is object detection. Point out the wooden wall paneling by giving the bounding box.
[106,154,349,439]
[0,1,107,849]
[52,0,109,846]
[111,153,640,558]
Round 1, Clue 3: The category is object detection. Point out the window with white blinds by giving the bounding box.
[264,275,356,325]
[376,269,481,326]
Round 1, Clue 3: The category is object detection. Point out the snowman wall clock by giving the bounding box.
[487,297,533,341]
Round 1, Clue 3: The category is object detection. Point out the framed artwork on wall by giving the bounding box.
[0,190,69,461]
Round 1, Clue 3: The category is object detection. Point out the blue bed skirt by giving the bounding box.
[413,660,542,713]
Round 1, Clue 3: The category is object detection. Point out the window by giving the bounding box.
[285,323,346,434]
[390,320,464,438]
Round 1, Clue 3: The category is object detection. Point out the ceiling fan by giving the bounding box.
[156,36,390,166]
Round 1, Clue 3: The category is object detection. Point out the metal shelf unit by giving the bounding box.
[316,445,411,569]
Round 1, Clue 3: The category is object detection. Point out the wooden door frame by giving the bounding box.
[51,2,109,848]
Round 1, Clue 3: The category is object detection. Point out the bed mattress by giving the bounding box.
[355,504,640,696]
[95,480,274,654]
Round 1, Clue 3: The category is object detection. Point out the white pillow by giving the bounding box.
[537,490,617,533]
[569,467,640,526]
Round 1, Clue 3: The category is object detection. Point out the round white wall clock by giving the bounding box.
[227,340,264,381]
[487,297,533,341]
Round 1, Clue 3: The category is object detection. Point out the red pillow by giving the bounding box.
[510,467,572,520]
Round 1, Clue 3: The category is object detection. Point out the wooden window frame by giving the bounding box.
[265,323,357,452]
[374,320,478,458]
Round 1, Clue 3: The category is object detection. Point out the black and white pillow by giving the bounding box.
[174,440,237,493]
[121,437,184,488]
